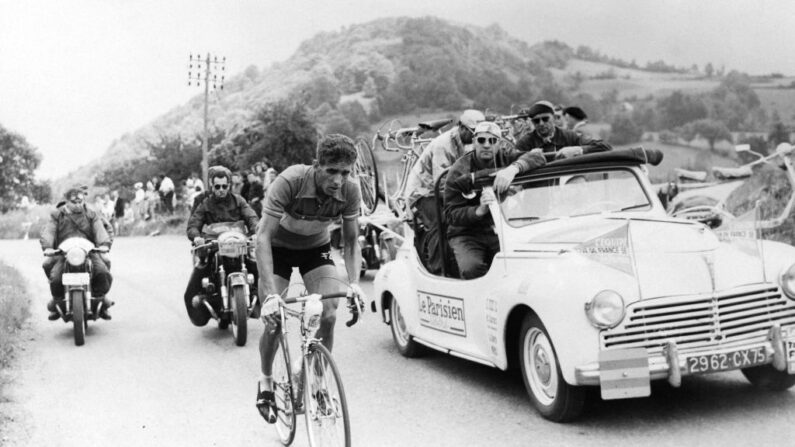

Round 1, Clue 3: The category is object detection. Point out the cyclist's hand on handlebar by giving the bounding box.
[43,248,57,256]
[260,294,282,326]
[193,237,205,247]
[347,283,366,303]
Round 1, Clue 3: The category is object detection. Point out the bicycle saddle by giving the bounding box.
[418,119,452,133]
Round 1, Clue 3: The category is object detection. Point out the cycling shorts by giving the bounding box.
[272,243,335,280]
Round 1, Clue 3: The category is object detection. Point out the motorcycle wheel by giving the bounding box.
[230,285,248,347]
[71,289,86,346]
[354,137,379,216]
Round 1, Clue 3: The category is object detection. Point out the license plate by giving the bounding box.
[62,272,90,286]
[783,326,795,374]
[219,243,246,257]
[685,347,767,375]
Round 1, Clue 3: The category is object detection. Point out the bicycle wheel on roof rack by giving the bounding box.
[354,136,380,216]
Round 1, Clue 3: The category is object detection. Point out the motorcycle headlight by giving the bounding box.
[66,247,87,267]
[780,263,795,299]
[585,290,625,329]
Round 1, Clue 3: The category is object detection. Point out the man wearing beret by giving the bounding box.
[444,122,546,279]
[563,106,595,140]
[40,186,114,320]
[516,100,611,159]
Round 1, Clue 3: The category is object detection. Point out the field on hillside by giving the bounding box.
[754,87,795,123]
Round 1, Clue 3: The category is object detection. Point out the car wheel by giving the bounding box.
[390,297,424,358]
[741,365,795,391]
[519,314,585,422]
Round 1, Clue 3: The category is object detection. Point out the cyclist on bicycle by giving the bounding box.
[254,134,366,423]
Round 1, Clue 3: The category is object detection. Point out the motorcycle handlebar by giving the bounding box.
[44,246,109,257]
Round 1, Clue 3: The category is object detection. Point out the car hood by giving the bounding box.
[509,215,768,299]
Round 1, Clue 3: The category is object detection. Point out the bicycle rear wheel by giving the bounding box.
[304,343,350,447]
[273,336,297,445]
[354,137,379,216]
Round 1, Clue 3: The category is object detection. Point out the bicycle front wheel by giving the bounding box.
[273,336,297,445]
[354,136,379,216]
[304,343,350,447]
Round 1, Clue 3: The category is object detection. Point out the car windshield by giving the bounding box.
[500,168,652,227]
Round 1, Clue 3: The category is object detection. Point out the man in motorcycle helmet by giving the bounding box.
[184,165,260,326]
[40,186,114,320]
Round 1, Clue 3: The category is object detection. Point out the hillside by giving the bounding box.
[53,15,795,195]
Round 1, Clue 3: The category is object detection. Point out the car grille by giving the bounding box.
[601,284,795,352]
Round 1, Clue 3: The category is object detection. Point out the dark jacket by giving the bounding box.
[187,193,259,241]
[516,126,611,156]
[40,206,111,249]
[444,149,545,239]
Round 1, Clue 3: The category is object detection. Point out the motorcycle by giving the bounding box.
[329,213,401,277]
[192,221,258,346]
[45,237,110,346]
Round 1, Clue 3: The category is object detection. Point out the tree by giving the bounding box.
[681,119,733,151]
[768,118,790,148]
[608,114,643,145]
[339,101,370,133]
[657,91,708,129]
[704,62,714,78]
[0,124,43,212]
[239,100,318,170]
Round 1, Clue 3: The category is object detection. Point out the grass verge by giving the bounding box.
[0,260,31,426]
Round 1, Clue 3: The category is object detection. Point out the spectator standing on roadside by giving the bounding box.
[145,181,158,220]
[231,172,245,197]
[111,190,125,236]
[133,182,145,220]
[246,171,264,217]
[186,172,204,195]
[159,173,176,214]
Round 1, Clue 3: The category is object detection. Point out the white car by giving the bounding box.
[372,148,795,422]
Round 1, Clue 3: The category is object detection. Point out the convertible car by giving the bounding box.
[371,148,795,422]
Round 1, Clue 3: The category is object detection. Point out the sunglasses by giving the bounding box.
[476,137,498,145]
[213,184,229,190]
[531,116,552,124]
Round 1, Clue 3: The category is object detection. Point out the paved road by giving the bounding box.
[1,236,793,446]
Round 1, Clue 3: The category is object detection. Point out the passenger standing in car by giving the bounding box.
[516,101,611,159]
[444,122,546,279]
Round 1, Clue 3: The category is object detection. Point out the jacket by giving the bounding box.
[187,193,259,241]
[40,206,111,250]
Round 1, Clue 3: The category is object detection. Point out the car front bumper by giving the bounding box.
[575,324,794,394]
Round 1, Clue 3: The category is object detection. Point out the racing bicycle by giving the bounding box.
[371,118,451,218]
[268,283,364,447]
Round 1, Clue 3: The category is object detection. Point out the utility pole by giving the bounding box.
[188,53,225,185]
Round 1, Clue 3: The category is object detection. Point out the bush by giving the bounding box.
[0,205,51,240]
[0,261,30,369]
[608,114,643,145]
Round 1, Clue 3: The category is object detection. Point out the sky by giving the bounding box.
[2,0,794,180]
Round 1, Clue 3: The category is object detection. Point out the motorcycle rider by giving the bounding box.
[41,186,114,320]
[184,165,260,326]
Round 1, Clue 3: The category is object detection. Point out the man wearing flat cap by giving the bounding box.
[516,100,611,159]
[443,122,546,279]
[563,106,595,139]
[40,186,114,320]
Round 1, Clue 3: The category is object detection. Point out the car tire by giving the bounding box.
[741,365,795,391]
[390,297,424,358]
[518,314,585,422]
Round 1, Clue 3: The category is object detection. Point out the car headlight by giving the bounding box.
[585,290,626,329]
[65,247,87,267]
[780,263,795,299]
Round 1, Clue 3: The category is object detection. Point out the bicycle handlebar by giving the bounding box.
[281,291,363,327]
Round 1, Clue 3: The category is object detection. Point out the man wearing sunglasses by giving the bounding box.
[516,100,611,159]
[444,122,546,279]
[255,134,365,423]
[403,109,485,274]
[184,166,260,326]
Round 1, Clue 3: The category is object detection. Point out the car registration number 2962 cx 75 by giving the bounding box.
[686,347,766,374]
